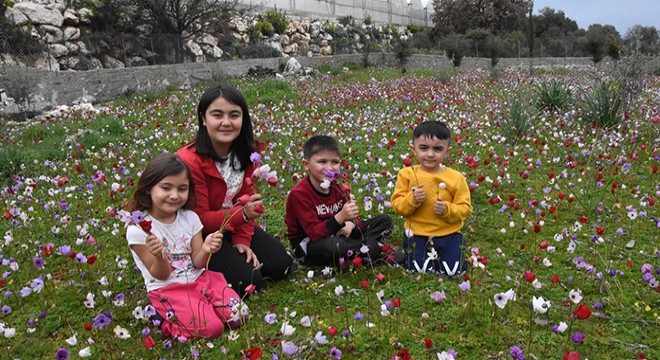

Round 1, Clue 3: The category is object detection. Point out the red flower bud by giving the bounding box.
[392,297,401,308]
[424,338,433,349]
[142,335,156,350]
[139,220,152,233]
[361,280,368,289]
[328,326,338,337]
[351,256,363,268]
[525,270,536,282]
[86,255,97,265]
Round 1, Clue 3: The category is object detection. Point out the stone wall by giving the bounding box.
[5,54,647,116]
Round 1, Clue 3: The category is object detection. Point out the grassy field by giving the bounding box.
[0,68,658,359]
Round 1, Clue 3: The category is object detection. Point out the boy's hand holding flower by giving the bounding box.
[202,231,223,255]
[434,198,447,216]
[337,200,359,224]
[412,184,426,203]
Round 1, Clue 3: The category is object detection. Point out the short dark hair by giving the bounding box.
[194,82,255,170]
[413,121,451,142]
[125,153,195,212]
[303,135,341,159]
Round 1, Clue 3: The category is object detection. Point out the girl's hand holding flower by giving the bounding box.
[145,234,165,258]
[203,232,223,254]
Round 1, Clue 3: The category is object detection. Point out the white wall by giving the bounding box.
[241,0,434,27]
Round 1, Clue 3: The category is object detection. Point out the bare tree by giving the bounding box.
[135,0,242,62]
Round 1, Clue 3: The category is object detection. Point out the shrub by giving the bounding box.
[503,96,535,141]
[534,79,570,111]
[239,44,282,59]
[0,17,47,58]
[363,15,372,26]
[255,21,275,37]
[0,147,25,181]
[338,15,355,27]
[263,9,288,34]
[434,68,456,83]
[583,81,623,128]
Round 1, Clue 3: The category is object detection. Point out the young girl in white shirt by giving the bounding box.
[125,153,245,339]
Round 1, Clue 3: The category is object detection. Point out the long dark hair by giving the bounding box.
[125,153,196,212]
[194,82,255,170]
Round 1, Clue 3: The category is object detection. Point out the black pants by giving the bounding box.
[207,226,292,297]
[305,214,393,266]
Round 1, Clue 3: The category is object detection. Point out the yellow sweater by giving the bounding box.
[390,165,472,237]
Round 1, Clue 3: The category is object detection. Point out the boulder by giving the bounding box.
[63,26,81,41]
[0,54,20,67]
[269,41,282,53]
[229,18,248,33]
[66,56,88,70]
[283,43,299,54]
[212,46,223,59]
[62,9,79,25]
[48,43,69,58]
[185,40,203,57]
[26,53,60,71]
[5,7,30,25]
[310,21,323,37]
[38,24,63,43]
[14,2,64,27]
[279,34,290,45]
[77,8,92,24]
[127,56,149,67]
[65,41,80,55]
[320,45,332,55]
[199,34,218,47]
[283,57,302,75]
[89,56,103,70]
[75,41,91,56]
[135,24,153,36]
[102,55,125,69]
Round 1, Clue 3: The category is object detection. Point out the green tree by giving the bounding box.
[466,28,490,57]
[582,24,621,64]
[533,7,580,57]
[431,0,530,34]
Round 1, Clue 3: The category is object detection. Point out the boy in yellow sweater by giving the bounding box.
[390,121,472,275]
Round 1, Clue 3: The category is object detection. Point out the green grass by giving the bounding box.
[0,68,658,359]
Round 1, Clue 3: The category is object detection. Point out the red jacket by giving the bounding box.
[177,143,257,246]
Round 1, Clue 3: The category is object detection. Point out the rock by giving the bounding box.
[309,44,320,53]
[89,56,103,70]
[102,55,125,69]
[73,95,96,105]
[290,33,302,43]
[38,25,63,43]
[283,57,302,75]
[211,46,223,59]
[280,34,290,45]
[185,40,203,57]
[63,26,81,41]
[310,21,323,37]
[283,43,299,54]
[14,2,64,27]
[229,18,248,33]
[75,41,91,56]
[65,41,80,55]
[127,56,148,67]
[26,53,60,71]
[135,24,153,36]
[77,8,92,24]
[320,45,332,55]
[48,43,69,58]
[0,54,20,67]
[199,34,218,47]
[62,9,79,25]
[66,56,88,70]
[269,41,282,53]
[5,7,30,25]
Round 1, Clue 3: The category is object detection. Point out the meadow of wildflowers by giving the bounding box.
[0,69,658,359]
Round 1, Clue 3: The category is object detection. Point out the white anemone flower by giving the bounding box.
[568,289,583,304]
[494,292,509,309]
[531,296,551,314]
